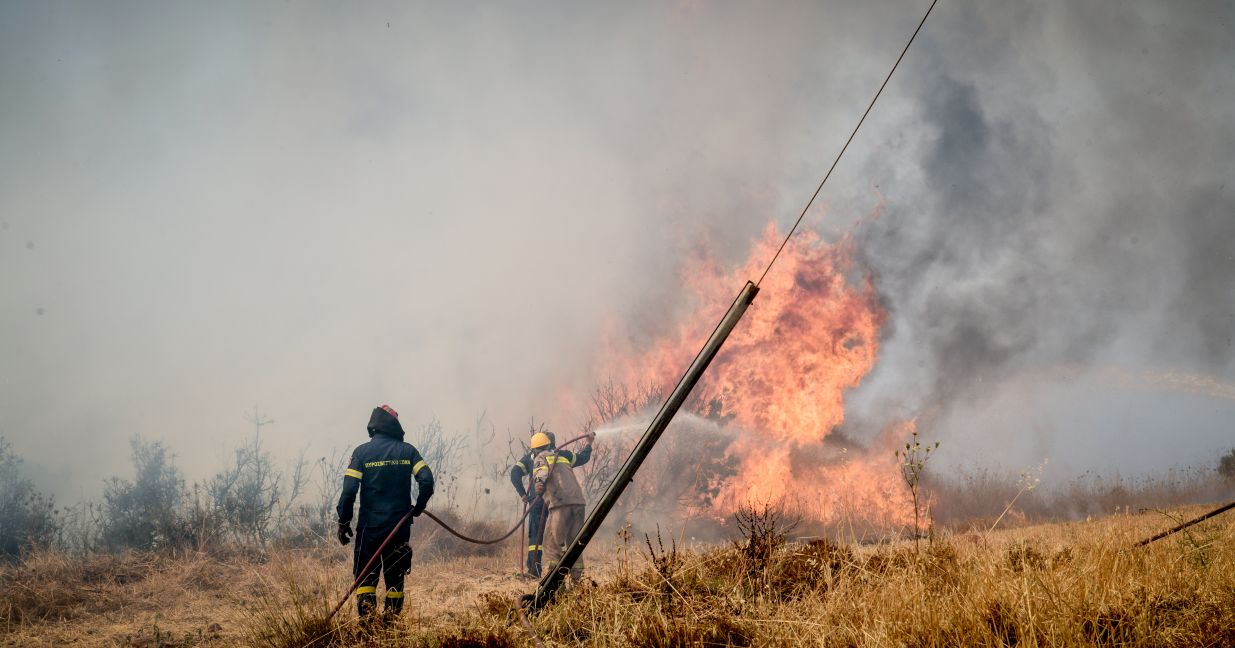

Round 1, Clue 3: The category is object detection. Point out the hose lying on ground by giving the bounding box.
[1135,500,1235,547]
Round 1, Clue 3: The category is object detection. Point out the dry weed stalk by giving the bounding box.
[895,427,938,552]
[987,459,1047,535]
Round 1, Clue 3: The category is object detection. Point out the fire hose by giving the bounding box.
[1134,499,1235,547]
[326,434,591,621]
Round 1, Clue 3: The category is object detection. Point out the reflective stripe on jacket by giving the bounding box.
[533,450,586,508]
[512,445,592,498]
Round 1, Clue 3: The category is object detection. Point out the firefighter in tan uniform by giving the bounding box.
[531,430,594,582]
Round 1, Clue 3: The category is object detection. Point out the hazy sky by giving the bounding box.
[2,1,1232,502]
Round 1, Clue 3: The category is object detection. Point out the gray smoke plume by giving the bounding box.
[846,0,1235,471]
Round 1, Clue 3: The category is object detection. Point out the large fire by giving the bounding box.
[597,222,915,528]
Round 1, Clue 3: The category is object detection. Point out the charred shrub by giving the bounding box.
[734,502,796,573]
[643,526,682,596]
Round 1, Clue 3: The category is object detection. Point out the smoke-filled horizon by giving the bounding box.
[1,1,1232,505]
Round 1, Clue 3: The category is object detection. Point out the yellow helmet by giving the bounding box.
[530,432,551,450]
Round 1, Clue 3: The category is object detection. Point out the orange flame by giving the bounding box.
[597,222,915,526]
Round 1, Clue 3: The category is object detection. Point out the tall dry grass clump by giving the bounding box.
[0,546,253,646]
[238,553,348,648]
[0,548,243,628]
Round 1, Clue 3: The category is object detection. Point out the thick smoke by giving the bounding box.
[0,0,1231,505]
[0,1,914,500]
[845,0,1235,471]
[858,70,1060,409]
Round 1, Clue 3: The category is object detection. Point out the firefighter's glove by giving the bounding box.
[410,503,426,518]
[337,523,353,546]
[535,482,545,495]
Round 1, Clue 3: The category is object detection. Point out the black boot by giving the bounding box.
[383,592,404,619]
[357,593,378,621]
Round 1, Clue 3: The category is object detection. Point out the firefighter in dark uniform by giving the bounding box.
[510,430,592,576]
[337,405,434,620]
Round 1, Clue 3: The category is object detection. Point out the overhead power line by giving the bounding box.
[757,0,940,287]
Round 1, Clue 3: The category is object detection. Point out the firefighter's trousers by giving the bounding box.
[527,498,547,576]
[543,504,585,582]
[353,522,412,617]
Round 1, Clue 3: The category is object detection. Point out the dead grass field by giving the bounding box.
[3,504,1234,647]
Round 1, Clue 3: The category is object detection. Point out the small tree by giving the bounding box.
[1219,448,1235,483]
[895,427,939,552]
[206,436,297,547]
[101,436,186,551]
[0,436,57,559]
[203,408,307,548]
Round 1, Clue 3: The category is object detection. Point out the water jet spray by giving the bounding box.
[527,280,759,611]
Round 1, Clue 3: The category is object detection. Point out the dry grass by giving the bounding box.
[530,507,1235,647]
[3,505,1234,647]
[0,547,256,646]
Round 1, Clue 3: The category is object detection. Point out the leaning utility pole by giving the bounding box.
[529,280,759,611]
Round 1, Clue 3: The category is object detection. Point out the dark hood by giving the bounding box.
[367,407,405,440]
